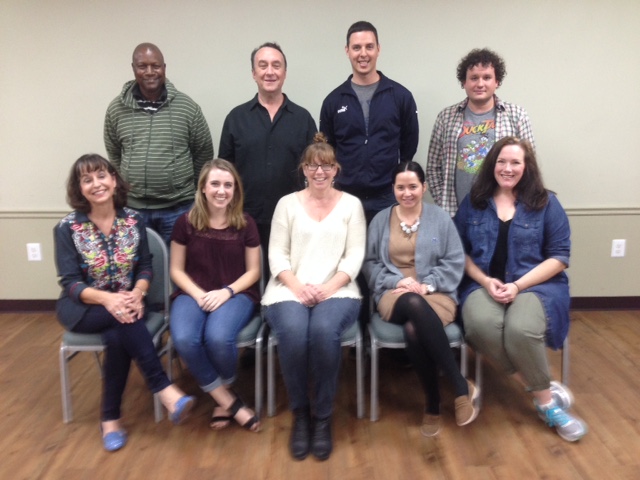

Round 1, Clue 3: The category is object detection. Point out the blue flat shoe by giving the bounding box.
[101,429,127,452]
[170,395,196,425]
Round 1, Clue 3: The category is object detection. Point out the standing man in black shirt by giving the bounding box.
[219,42,317,275]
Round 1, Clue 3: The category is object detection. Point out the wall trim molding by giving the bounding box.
[564,207,640,216]
[0,300,57,311]
[0,211,67,220]
[571,296,640,310]
[2,297,638,313]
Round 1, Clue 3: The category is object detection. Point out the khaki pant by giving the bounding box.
[462,289,550,391]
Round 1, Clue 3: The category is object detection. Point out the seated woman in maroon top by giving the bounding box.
[170,159,261,432]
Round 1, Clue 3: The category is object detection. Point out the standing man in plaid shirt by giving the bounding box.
[426,48,535,217]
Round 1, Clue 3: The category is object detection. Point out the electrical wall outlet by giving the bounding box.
[27,243,42,261]
[611,239,626,258]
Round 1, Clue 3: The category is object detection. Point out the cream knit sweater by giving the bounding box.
[261,191,366,306]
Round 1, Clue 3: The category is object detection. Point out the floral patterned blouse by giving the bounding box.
[53,207,152,330]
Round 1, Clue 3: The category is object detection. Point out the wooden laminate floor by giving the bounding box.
[1,310,639,479]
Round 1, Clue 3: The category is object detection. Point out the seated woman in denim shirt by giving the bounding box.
[454,137,587,442]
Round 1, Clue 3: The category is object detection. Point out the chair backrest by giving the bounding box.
[146,227,170,314]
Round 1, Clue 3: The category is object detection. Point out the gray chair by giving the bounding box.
[267,320,364,419]
[166,247,265,417]
[473,336,569,409]
[59,227,171,423]
[368,312,467,421]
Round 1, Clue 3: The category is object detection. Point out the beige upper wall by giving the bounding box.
[1,0,639,299]
[1,0,639,210]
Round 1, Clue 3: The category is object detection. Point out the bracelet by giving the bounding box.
[223,285,235,297]
[512,282,520,293]
[133,286,147,297]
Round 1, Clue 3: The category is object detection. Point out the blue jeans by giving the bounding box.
[170,294,255,392]
[264,298,360,418]
[73,306,171,421]
[138,201,192,247]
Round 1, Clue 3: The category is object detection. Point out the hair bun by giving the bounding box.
[313,132,328,144]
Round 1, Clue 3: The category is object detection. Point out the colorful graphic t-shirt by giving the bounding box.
[455,108,496,205]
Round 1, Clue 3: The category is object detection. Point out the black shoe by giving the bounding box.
[310,416,332,461]
[289,408,311,460]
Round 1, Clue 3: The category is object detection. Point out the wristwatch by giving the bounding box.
[425,284,435,294]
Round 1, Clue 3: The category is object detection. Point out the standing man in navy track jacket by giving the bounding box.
[320,21,419,224]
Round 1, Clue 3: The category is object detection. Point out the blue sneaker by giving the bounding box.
[536,401,587,442]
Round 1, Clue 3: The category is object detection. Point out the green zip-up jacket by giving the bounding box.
[104,79,214,209]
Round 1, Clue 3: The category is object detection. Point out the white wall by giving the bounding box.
[1,0,639,299]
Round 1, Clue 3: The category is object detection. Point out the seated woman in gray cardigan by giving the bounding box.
[363,161,479,437]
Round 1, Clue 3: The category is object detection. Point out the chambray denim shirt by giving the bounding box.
[454,193,570,349]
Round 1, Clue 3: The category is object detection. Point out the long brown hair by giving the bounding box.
[189,159,247,231]
[470,136,549,211]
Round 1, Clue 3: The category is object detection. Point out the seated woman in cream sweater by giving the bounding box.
[262,133,366,461]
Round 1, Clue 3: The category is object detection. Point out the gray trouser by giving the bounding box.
[462,289,550,391]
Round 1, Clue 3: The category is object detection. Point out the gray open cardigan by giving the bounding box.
[362,202,465,306]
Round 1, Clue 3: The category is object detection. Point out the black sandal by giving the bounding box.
[228,398,261,432]
[209,406,232,430]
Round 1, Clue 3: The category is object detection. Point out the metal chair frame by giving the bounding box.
[166,247,266,417]
[267,320,365,419]
[368,311,467,422]
[59,227,170,423]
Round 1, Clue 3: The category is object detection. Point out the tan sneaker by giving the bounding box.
[454,379,480,426]
[420,414,441,437]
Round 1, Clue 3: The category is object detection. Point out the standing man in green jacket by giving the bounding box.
[104,43,214,244]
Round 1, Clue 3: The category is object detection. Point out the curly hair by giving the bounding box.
[456,48,506,85]
[189,158,247,231]
[470,137,549,211]
[66,154,129,213]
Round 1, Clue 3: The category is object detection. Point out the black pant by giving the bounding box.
[388,293,468,415]
[73,306,171,421]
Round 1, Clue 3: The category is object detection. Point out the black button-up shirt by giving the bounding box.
[219,94,317,224]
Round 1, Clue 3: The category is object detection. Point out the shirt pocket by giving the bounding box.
[511,218,541,252]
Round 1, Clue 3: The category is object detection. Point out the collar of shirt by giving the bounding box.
[132,83,168,113]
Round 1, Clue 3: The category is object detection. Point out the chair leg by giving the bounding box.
[460,344,468,378]
[154,393,163,423]
[60,347,73,423]
[370,340,380,422]
[93,351,104,377]
[561,337,569,386]
[356,335,364,419]
[267,335,276,417]
[255,337,263,418]
[475,351,483,411]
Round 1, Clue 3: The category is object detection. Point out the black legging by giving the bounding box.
[388,293,468,415]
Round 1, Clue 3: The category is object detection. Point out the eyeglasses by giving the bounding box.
[304,163,335,172]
